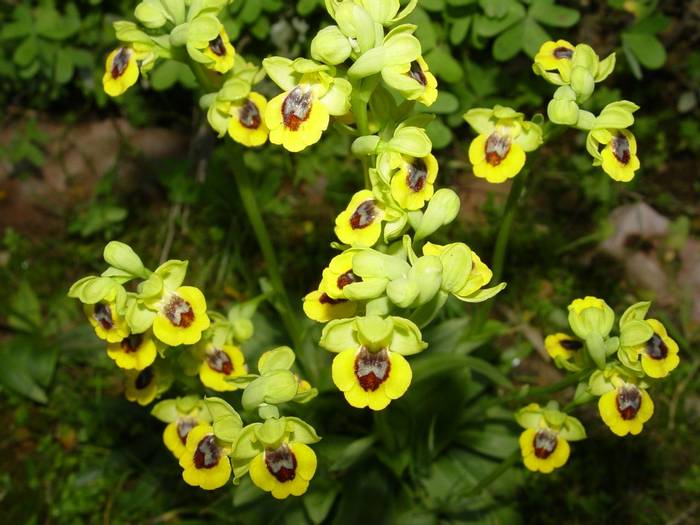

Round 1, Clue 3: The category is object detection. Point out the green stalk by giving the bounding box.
[465,449,520,496]
[351,80,372,189]
[469,171,528,333]
[230,146,302,352]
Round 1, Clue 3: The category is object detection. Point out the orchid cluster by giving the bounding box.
[69,242,320,497]
[516,297,680,474]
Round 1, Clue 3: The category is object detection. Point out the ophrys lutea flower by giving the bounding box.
[533,40,575,82]
[321,316,427,410]
[389,153,438,211]
[198,344,248,391]
[598,380,654,436]
[103,47,140,97]
[334,189,386,247]
[152,286,210,347]
[84,300,129,343]
[621,319,679,379]
[179,424,232,490]
[249,441,317,499]
[228,92,269,147]
[464,106,542,184]
[107,331,157,370]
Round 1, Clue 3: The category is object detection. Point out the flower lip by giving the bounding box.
[612,133,631,164]
[94,303,114,329]
[282,87,313,131]
[645,334,668,360]
[319,293,346,305]
[485,133,511,166]
[560,339,583,351]
[406,158,428,191]
[265,444,297,482]
[616,385,642,420]
[408,61,427,85]
[349,200,377,230]
[177,418,197,445]
[120,333,143,353]
[239,99,262,130]
[553,46,573,59]
[337,270,360,290]
[164,295,195,328]
[533,429,558,459]
[135,367,154,390]
[194,435,221,469]
[354,347,391,392]
[207,348,233,375]
[111,48,131,79]
[209,35,227,56]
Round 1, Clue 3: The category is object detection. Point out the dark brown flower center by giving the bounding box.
[553,46,573,59]
[177,418,197,445]
[135,367,154,390]
[120,334,143,353]
[265,444,297,482]
[533,429,558,459]
[354,347,391,392]
[194,435,221,469]
[645,333,668,360]
[207,348,233,375]
[408,61,427,85]
[616,385,642,420]
[319,293,346,305]
[111,48,131,79]
[282,86,312,131]
[164,295,195,328]
[560,338,583,351]
[484,133,511,166]
[209,34,227,56]
[94,303,114,330]
[406,157,428,192]
[239,99,261,129]
[349,200,377,230]
[612,133,631,165]
[337,270,360,290]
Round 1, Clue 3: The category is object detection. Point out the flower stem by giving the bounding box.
[469,171,528,333]
[466,449,520,496]
[230,146,302,352]
[351,80,372,189]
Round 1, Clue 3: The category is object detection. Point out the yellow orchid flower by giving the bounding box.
[302,290,357,323]
[544,333,583,361]
[249,441,317,499]
[422,242,494,298]
[106,331,157,370]
[319,250,362,300]
[228,92,269,147]
[519,428,570,474]
[201,28,235,74]
[534,40,575,82]
[102,47,140,97]
[334,189,386,247]
[198,344,248,391]
[623,319,680,379]
[152,286,211,347]
[265,84,330,152]
[389,153,438,211]
[331,346,412,411]
[179,424,232,490]
[600,129,640,182]
[84,301,129,343]
[124,365,159,406]
[382,56,438,106]
[163,417,200,459]
[598,382,654,436]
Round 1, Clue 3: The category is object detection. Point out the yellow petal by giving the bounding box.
[331,349,359,392]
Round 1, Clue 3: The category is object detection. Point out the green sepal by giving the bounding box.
[355,315,394,349]
[242,370,299,410]
[205,396,243,444]
[320,317,357,353]
[389,316,427,355]
[255,417,286,448]
[257,346,296,374]
[619,301,651,329]
[413,189,460,241]
[154,259,188,292]
[620,320,653,348]
[285,417,321,444]
[585,332,607,369]
[557,415,587,441]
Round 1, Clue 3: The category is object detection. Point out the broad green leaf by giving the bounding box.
[622,32,666,69]
[492,22,523,61]
[529,1,580,28]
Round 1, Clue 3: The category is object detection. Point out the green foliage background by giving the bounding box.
[1,1,699,524]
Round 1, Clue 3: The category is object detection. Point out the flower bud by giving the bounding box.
[386,277,420,308]
[547,99,579,126]
[135,0,168,28]
[570,66,594,102]
[311,25,352,65]
[351,135,381,156]
[258,346,296,374]
[408,256,442,306]
[567,296,615,340]
[103,241,147,277]
[232,317,254,342]
[358,0,400,24]
[414,189,460,241]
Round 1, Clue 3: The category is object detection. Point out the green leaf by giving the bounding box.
[412,353,514,390]
[529,1,580,28]
[522,17,550,57]
[622,32,666,69]
[150,60,183,91]
[330,435,375,471]
[13,37,38,67]
[450,17,471,45]
[425,118,452,150]
[9,281,41,333]
[492,22,523,61]
[303,487,339,525]
[0,336,57,403]
[425,46,463,83]
[54,49,74,84]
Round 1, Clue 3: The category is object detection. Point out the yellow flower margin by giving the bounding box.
[534,39,575,81]
[153,286,211,347]
[179,424,231,490]
[198,344,248,391]
[163,417,200,459]
[303,290,357,323]
[468,132,526,184]
[124,366,158,406]
[265,86,329,152]
[249,442,317,499]
[600,129,640,182]
[544,333,581,361]
[319,250,357,300]
[627,319,680,378]
[102,47,139,97]
[202,28,235,74]
[519,428,570,474]
[331,348,412,410]
[107,331,157,370]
